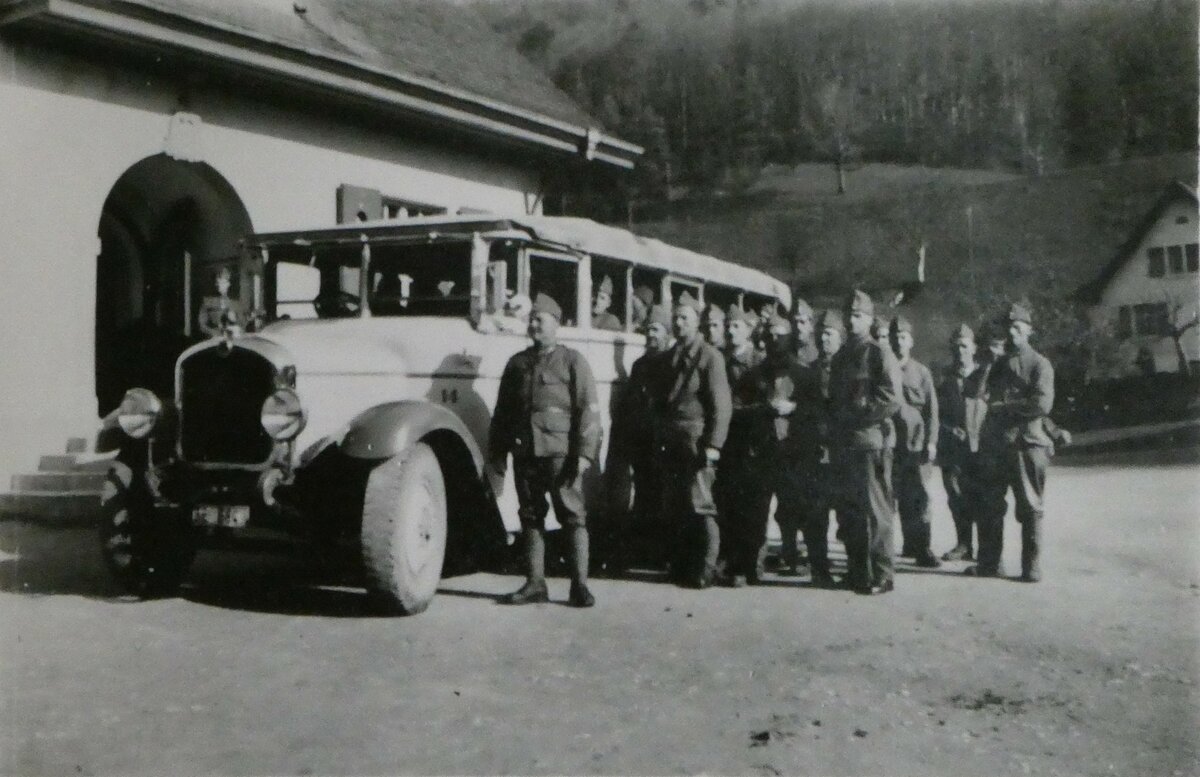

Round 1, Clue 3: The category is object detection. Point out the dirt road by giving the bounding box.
[1,462,1197,776]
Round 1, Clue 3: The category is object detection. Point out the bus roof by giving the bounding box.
[250,214,791,303]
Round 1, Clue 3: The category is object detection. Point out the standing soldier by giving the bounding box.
[654,293,732,588]
[489,293,602,607]
[889,316,941,568]
[937,324,987,561]
[622,304,674,565]
[829,290,903,595]
[702,303,727,350]
[716,305,764,586]
[968,303,1055,582]
[800,309,845,586]
[792,298,819,366]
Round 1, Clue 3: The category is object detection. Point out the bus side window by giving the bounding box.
[487,241,520,314]
[529,253,579,327]
[590,256,628,332]
[631,267,665,332]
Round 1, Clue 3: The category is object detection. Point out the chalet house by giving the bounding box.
[0,0,640,500]
[1080,181,1200,376]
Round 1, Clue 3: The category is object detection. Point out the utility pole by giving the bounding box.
[966,205,975,265]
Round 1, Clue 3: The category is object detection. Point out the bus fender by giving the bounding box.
[339,400,484,474]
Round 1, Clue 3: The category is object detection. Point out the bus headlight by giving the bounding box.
[261,388,306,441]
[117,388,162,440]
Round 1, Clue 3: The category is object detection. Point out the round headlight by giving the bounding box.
[261,388,306,441]
[117,388,162,440]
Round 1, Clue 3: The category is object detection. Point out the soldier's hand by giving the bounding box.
[926,444,937,464]
[487,455,508,480]
[703,447,721,467]
[770,398,797,416]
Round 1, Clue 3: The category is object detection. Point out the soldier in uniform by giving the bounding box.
[792,297,819,366]
[653,292,732,588]
[889,316,942,568]
[801,309,845,585]
[489,293,602,607]
[829,290,903,595]
[621,304,674,566]
[591,275,622,331]
[715,305,764,586]
[197,265,246,338]
[967,303,1055,582]
[937,324,987,561]
[702,302,727,350]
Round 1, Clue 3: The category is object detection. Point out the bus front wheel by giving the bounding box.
[360,443,448,615]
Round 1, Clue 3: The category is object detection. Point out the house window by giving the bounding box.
[1147,247,1165,277]
[1168,245,1185,273]
[1133,302,1169,337]
[1116,305,1132,339]
[382,197,447,219]
[1187,243,1198,272]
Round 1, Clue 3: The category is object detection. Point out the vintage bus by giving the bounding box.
[101,214,791,614]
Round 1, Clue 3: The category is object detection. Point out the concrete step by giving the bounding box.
[65,437,89,454]
[37,453,116,473]
[11,471,108,492]
[0,491,102,526]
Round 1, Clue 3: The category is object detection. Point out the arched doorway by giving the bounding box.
[96,155,253,415]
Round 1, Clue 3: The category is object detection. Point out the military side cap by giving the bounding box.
[888,315,913,336]
[791,297,814,317]
[647,304,672,330]
[1007,302,1033,325]
[633,285,655,307]
[767,311,791,332]
[531,292,562,320]
[983,316,1008,341]
[703,302,726,321]
[870,315,889,339]
[675,290,703,313]
[817,309,845,333]
[727,305,756,325]
[843,288,874,316]
[597,275,614,296]
[949,323,975,343]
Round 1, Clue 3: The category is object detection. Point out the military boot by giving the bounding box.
[1020,514,1042,582]
[500,528,549,604]
[567,527,595,607]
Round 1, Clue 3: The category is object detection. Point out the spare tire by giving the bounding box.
[360,443,447,615]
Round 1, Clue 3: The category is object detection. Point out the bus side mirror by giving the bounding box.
[487,260,508,314]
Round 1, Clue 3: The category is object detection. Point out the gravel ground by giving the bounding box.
[0,462,1197,776]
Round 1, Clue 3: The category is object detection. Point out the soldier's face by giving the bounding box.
[819,327,842,356]
[673,307,700,341]
[848,310,873,337]
[792,312,813,343]
[703,318,724,344]
[216,272,231,296]
[726,319,752,348]
[952,338,976,366]
[987,338,1006,359]
[593,291,611,315]
[891,330,914,359]
[1008,320,1032,348]
[646,323,671,352]
[529,311,559,346]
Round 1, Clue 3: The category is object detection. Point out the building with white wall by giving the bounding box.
[0,0,640,493]
[1082,182,1200,376]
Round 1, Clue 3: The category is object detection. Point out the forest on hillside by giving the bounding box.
[475,0,1198,218]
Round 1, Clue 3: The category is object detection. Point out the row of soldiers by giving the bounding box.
[487,287,1056,606]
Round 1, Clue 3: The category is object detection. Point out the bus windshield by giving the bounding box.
[267,240,473,320]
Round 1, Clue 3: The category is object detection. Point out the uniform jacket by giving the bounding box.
[620,349,666,450]
[721,344,764,459]
[745,352,823,462]
[592,311,622,331]
[936,362,988,461]
[980,344,1055,449]
[795,340,819,368]
[829,335,903,451]
[893,357,939,456]
[490,344,602,462]
[653,336,732,457]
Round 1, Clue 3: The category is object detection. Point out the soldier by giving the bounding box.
[197,265,246,338]
[889,316,941,568]
[702,303,727,350]
[716,305,765,586]
[829,289,903,595]
[757,312,807,577]
[800,309,845,586]
[622,304,674,565]
[967,303,1055,582]
[654,292,732,588]
[792,298,819,366]
[937,324,987,561]
[489,293,602,607]
[591,275,622,331]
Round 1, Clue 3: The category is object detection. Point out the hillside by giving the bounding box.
[636,152,1199,380]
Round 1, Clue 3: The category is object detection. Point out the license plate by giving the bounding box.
[193,505,250,528]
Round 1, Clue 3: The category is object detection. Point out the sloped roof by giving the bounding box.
[1077,181,1199,303]
[115,0,596,127]
[0,0,641,167]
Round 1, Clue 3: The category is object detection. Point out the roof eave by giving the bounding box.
[0,0,643,170]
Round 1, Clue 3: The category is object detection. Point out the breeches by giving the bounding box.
[836,448,894,587]
[514,456,586,530]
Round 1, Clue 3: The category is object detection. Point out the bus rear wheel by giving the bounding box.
[360,443,448,615]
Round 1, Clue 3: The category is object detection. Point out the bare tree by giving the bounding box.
[1163,290,1200,377]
